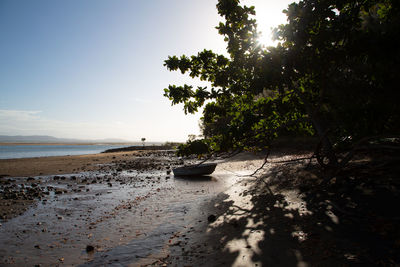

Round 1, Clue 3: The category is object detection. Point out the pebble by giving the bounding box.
[207,214,216,223]
[86,245,95,253]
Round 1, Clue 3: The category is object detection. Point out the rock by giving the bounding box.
[55,189,63,195]
[86,245,95,252]
[207,214,216,223]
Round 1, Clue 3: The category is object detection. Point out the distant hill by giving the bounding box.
[0,135,134,144]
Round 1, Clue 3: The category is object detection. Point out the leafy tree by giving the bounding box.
[187,134,197,141]
[176,139,210,157]
[164,0,400,168]
[141,137,146,147]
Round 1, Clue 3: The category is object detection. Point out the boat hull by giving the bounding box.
[172,163,217,176]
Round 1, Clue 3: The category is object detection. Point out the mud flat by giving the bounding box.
[0,150,266,266]
[1,149,398,266]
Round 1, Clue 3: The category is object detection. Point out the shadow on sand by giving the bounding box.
[173,175,214,182]
[163,156,400,266]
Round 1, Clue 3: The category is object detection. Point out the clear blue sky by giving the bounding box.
[0,0,294,142]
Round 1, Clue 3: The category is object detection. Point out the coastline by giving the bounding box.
[0,149,266,266]
[0,142,138,146]
[1,149,397,266]
[0,151,143,177]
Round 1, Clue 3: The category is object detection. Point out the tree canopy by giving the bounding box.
[164,0,400,167]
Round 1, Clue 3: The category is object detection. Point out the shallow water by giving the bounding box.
[0,167,240,266]
[0,144,132,159]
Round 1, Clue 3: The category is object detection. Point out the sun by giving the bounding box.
[256,30,276,48]
[243,0,296,47]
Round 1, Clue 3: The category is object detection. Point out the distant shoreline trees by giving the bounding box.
[141,137,146,147]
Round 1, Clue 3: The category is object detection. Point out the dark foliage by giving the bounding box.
[164,0,400,167]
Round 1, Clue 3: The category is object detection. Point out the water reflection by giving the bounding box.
[0,169,239,266]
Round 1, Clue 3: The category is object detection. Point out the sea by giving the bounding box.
[0,144,134,159]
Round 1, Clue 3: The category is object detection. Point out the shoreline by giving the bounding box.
[0,150,267,266]
[1,149,398,265]
[0,150,146,177]
[0,142,139,146]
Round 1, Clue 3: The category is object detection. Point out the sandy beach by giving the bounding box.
[0,149,269,266]
[1,149,398,266]
[0,150,145,177]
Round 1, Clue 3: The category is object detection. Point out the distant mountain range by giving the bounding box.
[0,135,134,144]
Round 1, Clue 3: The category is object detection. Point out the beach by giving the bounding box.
[0,149,272,266]
[0,150,145,177]
[1,149,398,266]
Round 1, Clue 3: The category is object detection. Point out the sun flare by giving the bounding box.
[257,30,275,47]
[244,0,296,47]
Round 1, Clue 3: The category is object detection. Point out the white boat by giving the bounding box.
[172,163,217,176]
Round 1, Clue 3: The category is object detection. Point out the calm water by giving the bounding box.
[0,144,132,159]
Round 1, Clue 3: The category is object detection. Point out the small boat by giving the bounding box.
[172,163,217,176]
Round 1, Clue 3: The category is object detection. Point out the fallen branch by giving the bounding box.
[242,153,315,178]
[242,150,270,177]
[268,155,315,164]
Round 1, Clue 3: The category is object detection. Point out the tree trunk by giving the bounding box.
[292,81,338,168]
[310,112,338,168]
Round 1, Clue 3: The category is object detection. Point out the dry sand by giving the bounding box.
[0,151,143,177]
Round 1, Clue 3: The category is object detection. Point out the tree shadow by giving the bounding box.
[162,154,400,266]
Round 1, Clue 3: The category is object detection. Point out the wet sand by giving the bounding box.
[2,149,391,266]
[0,150,268,266]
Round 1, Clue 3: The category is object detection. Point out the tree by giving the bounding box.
[187,134,197,141]
[164,0,400,168]
[141,137,146,147]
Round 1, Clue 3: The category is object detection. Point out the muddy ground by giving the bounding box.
[1,149,399,266]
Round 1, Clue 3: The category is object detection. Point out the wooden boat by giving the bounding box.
[172,163,217,176]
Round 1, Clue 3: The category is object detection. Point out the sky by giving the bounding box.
[0,0,295,142]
